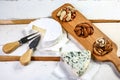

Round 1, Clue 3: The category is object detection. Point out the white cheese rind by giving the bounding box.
[61,50,91,77]
[27,18,62,48]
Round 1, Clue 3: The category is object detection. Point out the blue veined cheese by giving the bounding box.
[61,50,91,77]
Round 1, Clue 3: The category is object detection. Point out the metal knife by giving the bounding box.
[20,35,41,66]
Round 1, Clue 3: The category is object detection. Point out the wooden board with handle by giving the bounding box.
[52,3,120,72]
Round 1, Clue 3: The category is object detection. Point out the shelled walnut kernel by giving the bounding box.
[93,37,113,56]
[74,23,94,38]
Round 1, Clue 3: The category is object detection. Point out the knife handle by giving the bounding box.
[2,41,20,53]
[20,49,33,66]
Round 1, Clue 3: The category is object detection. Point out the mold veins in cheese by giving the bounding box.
[61,50,91,77]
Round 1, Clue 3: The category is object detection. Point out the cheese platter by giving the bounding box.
[0,2,120,80]
[0,17,100,79]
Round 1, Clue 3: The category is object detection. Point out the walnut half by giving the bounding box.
[93,37,113,56]
[74,23,94,38]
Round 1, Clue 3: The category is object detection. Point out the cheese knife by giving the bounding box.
[20,35,41,65]
[2,32,39,53]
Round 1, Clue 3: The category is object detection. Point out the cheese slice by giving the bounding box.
[61,50,91,77]
[32,25,46,36]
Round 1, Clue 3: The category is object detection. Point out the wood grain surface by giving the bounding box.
[0,56,60,61]
[52,3,120,72]
[0,19,120,25]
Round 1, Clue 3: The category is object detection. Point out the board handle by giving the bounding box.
[20,49,33,66]
[109,55,120,73]
[2,41,20,53]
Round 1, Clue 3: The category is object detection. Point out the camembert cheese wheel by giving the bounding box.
[27,18,62,48]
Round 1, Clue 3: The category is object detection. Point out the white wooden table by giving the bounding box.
[0,0,120,80]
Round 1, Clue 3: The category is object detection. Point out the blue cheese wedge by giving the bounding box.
[61,50,91,77]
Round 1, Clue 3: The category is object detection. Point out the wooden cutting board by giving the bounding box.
[52,3,120,72]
